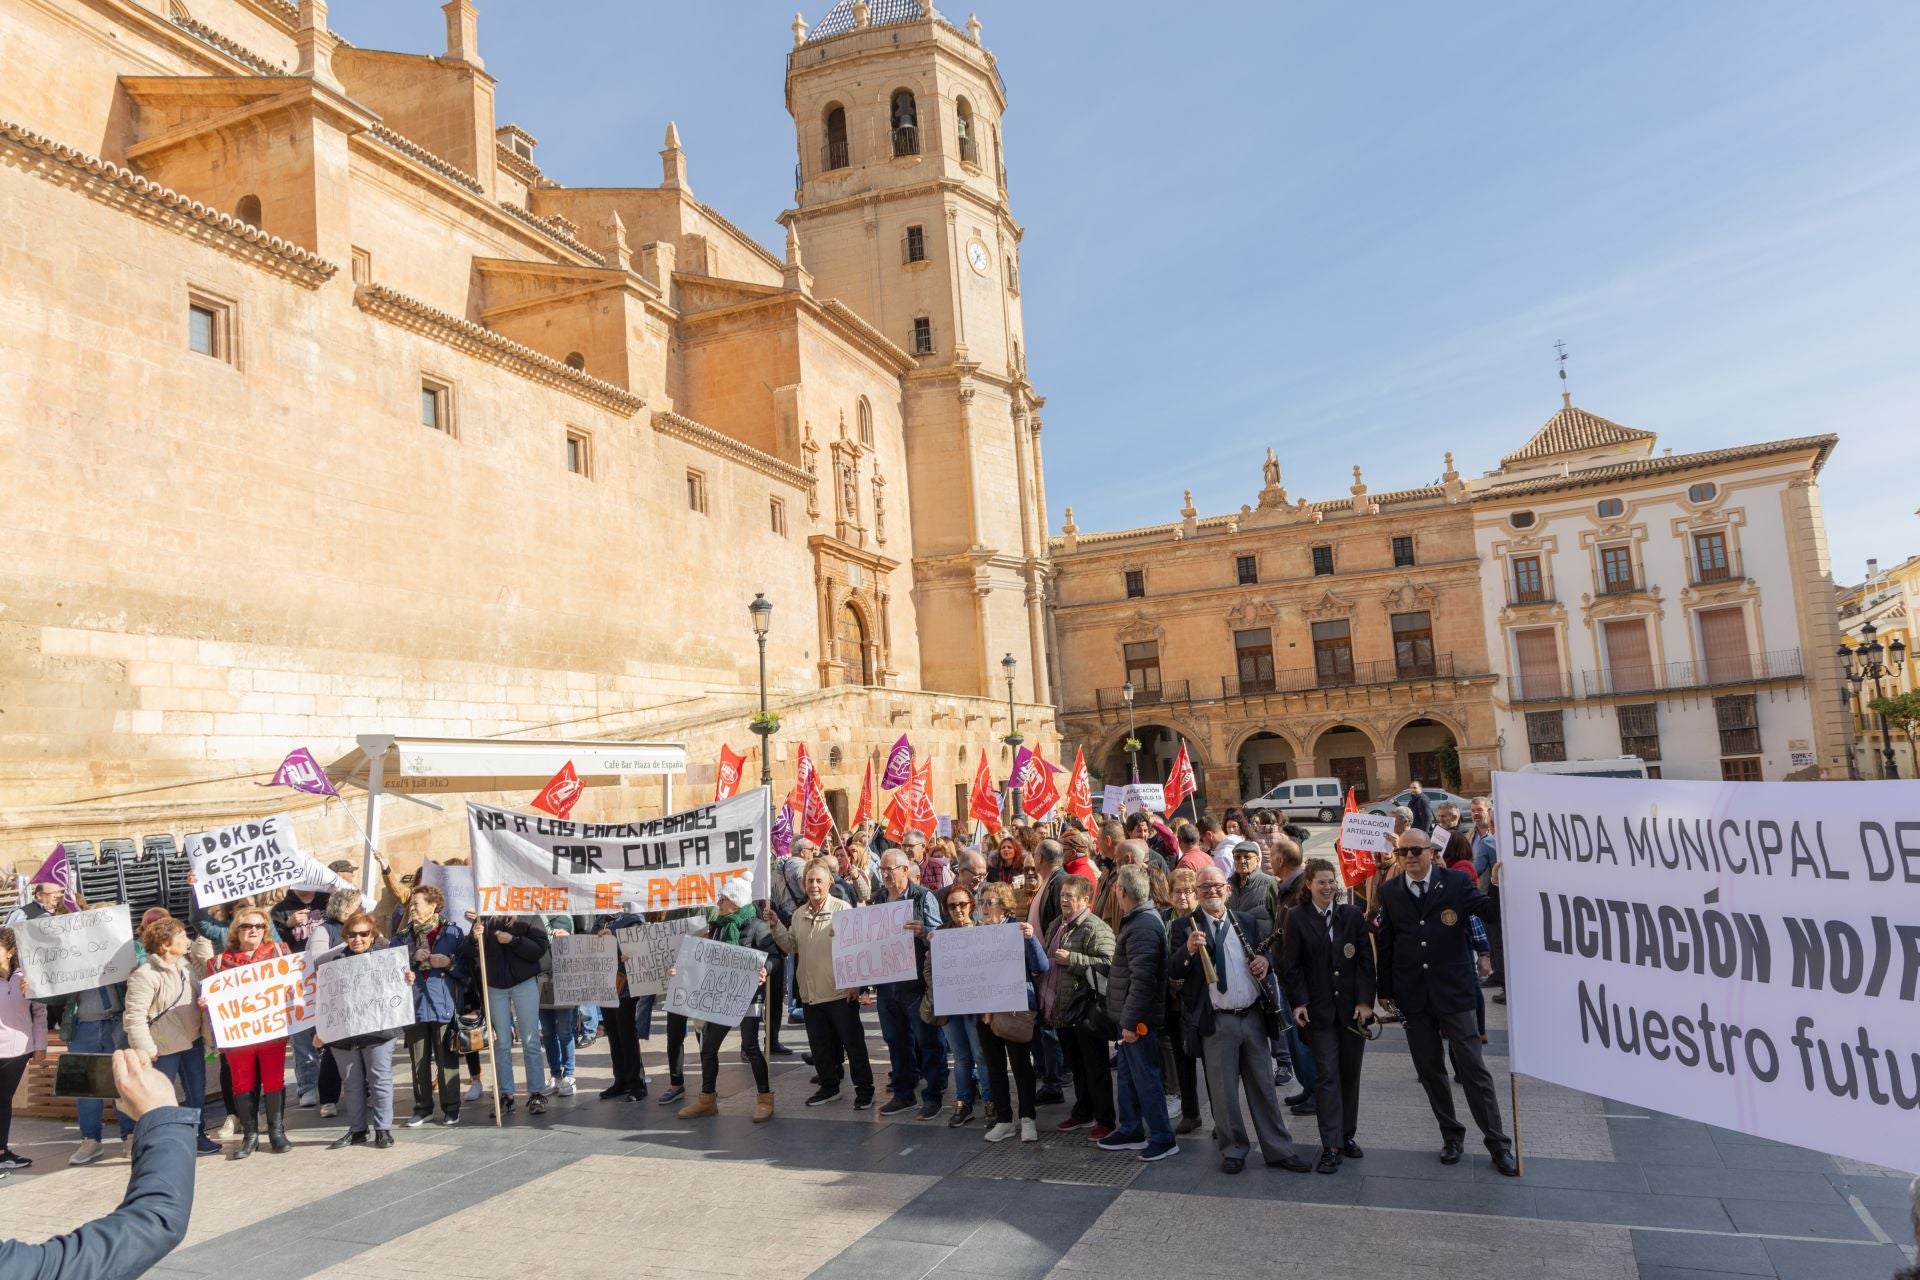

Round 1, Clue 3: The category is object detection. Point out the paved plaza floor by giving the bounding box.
[2,994,1913,1280]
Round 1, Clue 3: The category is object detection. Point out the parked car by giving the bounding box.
[1244,777,1347,823]
[1361,786,1470,819]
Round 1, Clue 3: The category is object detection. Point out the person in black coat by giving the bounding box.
[1278,858,1375,1173]
[1102,865,1177,1157]
[460,913,550,1114]
[1375,830,1517,1175]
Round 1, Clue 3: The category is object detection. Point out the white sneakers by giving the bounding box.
[984,1122,1017,1142]
[464,1078,484,1103]
[297,1091,319,1108]
[216,1116,238,1140]
[557,1076,577,1098]
[1019,1118,1039,1143]
[69,1139,104,1166]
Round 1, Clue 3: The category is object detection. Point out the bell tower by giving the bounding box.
[785,2,1050,703]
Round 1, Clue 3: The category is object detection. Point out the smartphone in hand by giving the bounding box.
[53,1052,120,1100]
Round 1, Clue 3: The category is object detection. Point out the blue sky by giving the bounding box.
[336,1,1920,582]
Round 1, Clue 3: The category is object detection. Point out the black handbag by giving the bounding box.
[1071,966,1119,1040]
[443,1005,490,1056]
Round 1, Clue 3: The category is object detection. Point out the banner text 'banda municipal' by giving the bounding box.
[1496,772,1920,1175]
[467,788,770,914]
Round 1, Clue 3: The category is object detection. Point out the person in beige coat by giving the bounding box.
[768,858,874,1110]
[122,916,221,1156]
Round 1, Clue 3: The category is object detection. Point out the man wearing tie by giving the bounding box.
[1376,829,1519,1176]
[1278,857,1374,1174]
[1168,868,1311,1175]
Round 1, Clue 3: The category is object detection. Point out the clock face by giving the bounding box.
[967,240,990,275]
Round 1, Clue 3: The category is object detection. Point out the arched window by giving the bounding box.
[235,194,262,226]
[890,90,919,157]
[837,602,871,685]
[822,104,849,171]
[857,397,873,447]
[564,352,585,371]
[955,97,977,164]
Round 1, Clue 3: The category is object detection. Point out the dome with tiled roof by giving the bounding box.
[1499,403,1657,468]
[806,0,954,42]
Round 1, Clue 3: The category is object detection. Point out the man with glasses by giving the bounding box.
[1277,857,1374,1173]
[877,850,947,1119]
[1169,868,1309,1174]
[1375,830,1517,1175]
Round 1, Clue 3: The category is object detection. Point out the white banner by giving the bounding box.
[417,860,477,924]
[1339,811,1397,854]
[1496,772,1920,1175]
[16,907,136,999]
[203,951,317,1049]
[1101,783,1168,817]
[830,900,916,988]
[617,917,706,998]
[187,814,350,907]
[467,789,769,915]
[315,947,410,1043]
[931,923,1027,1016]
[661,934,764,1028]
[550,934,619,1007]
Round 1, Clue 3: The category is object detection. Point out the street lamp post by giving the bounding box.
[1001,653,1022,820]
[749,593,774,788]
[1840,681,1862,781]
[1838,620,1906,780]
[1122,678,1139,783]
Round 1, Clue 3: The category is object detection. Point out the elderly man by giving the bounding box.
[950,847,988,922]
[4,880,64,926]
[769,859,874,1110]
[1170,867,1311,1175]
[1226,841,1280,938]
[1097,865,1177,1161]
[1376,830,1516,1175]
[877,850,947,1119]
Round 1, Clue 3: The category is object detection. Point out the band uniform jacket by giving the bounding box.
[1277,902,1375,1030]
[1374,866,1490,1017]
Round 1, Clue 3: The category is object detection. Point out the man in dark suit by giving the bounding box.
[1376,829,1518,1175]
[1278,857,1375,1173]
[1169,868,1310,1175]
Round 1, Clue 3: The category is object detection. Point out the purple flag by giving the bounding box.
[257,747,339,798]
[880,734,914,790]
[772,804,793,859]
[27,844,80,912]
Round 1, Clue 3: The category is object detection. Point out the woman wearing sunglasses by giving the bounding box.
[314,912,413,1150]
[203,906,292,1158]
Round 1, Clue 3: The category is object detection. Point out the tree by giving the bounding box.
[1434,742,1463,791]
[1866,691,1920,778]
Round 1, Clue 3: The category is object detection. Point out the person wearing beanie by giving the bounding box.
[677,877,780,1124]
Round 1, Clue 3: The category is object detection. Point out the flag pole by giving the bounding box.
[475,917,502,1129]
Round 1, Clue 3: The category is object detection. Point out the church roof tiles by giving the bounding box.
[807,0,957,42]
[1499,405,1657,467]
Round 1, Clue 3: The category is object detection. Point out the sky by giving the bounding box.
[334,1,1920,583]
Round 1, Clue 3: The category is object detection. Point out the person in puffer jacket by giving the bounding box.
[393,885,469,1128]
[459,913,548,1114]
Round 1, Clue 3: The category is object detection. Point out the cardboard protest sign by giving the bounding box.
[16,906,136,999]
[830,900,915,988]
[661,934,765,1028]
[931,923,1028,1016]
[418,860,478,924]
[188,814,348,907]
[1102,783,1167,817]
[315,947,410,1043]
[551,933,619,1006]
[616,916,706,997]
[1338,810,1397,854]
[1497,772,1920,1175]
[467,788,769,915]
[203,951,317,1049]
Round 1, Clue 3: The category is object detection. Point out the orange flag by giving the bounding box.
[885,759,937,841]
[788,744,834,844]
[853,760,875,827]
[1335,787,1377,886]
[715,744,746,802]
[1064,747,1093,823]
[968,749,1002,827]
[530,761,583,819]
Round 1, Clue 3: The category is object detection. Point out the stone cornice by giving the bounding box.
[816,300,916,371]
[354,283,645,415]
[0,117,338,287]
[169,16,285,74]
[365,122,484,193]
[676,289,916,375]
[695,201,785,274]
[495,142,544,187]
[783,176,1020,240]
[652,412,813,490]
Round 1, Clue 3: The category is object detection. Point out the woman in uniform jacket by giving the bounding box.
[1278,858,1376,1174]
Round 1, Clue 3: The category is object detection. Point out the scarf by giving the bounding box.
[713,902,757,947]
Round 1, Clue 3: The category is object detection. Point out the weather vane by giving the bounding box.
[1555,339,1570,406]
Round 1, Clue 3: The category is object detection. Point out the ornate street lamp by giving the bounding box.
[1122,678,1139,783]
[749,593,775,788]
[1002,653,1022,819]
[1838,620,1906,780]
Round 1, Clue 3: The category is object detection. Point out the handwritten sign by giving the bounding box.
[931,923,1028,1016]
[417,860,477,924]
[1102,783,1167,816]
[16,906,136,999]
[315,947,410,1043]
[830,900,915,988]
[1338,810,1398,854]
[466,789,769,915]
[203,951,316,1048]
[550,934,619,1006]
[617,917,706,997]
[662,934,764,1028]
[188,814,346,907]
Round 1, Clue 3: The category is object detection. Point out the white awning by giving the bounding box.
[326,734,686,795]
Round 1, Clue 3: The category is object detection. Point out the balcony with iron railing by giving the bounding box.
[1508,578,1557,607]
[1092,680,1191,711]
[891,126,920,157]
[1598,565,1646,596]
[1688,548,1745,587]
[822,138,850,171]
[1222,653,1458,698]
[1508,646,1805,704]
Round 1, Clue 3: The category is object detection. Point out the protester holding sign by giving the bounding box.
[394,885,469,1128]
[460,914,549,1115]
[122,917,222,1156]
[204,907,294,1158]
[596,907,663,1104]
[971,886,1049,1143]
[768,859,875,1110]
[314,913,412,1151]
[928,884,991,1128]
[0,926,50,1175]
[676,880,779,1124]
[55,913,140,1167]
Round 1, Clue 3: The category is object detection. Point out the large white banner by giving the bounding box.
[467,789,770,915]
[16,907,137,999]
[1496,772,1920,1175]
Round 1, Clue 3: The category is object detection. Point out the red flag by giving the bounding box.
[853,760,875,827]
[1335,787,1377,886]
[530,761,583,819]
[1015,747,1063,820]
[884,760,936,841]
[715,744,746,802]
[968,749,1002,826]
[1064,747,1093,823]
[790,744,834,844]
[1164,740,1197,814]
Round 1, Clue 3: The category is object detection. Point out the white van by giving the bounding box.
[1244,776,1347,822]
[1518,756,1651,780]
